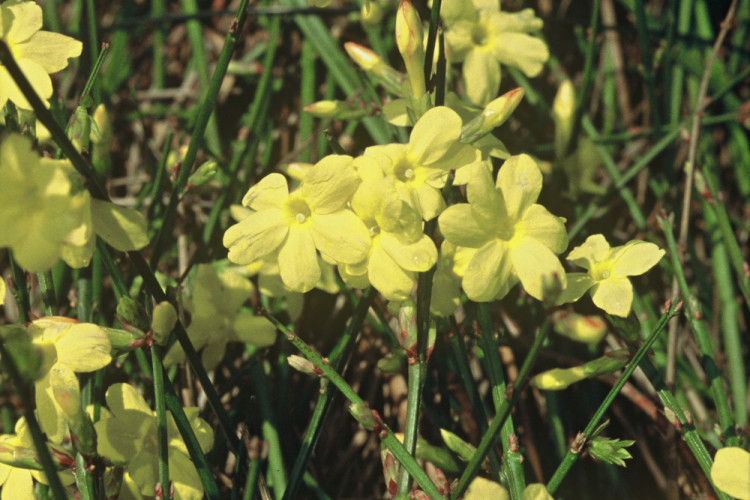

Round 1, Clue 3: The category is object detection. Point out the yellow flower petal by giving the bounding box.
[567,234,610,270]
[0,59,52,110]
[379,233,437,272]
[463,49,500,106]
[463,240,513,301]
[3,1,43,42]
[408,107,462,165]
[368,243,415,301]
[590,277,633,317]
[241,173,288,210]
[611,240,665,277]
[16,31,82,73]
[439,204,492,247]
[556,272,594,304]
[711,447,750,500]
[91,199,149,251]
[302,155,359,213]
[224,209,287,265]
[492,31,548,77]
[465,476,509,500]
[310,211,370,264]
[520,204,568,254]
[510,237,566,301]
[279,225,319,292]
[54,323,111,372]
[496,154,542,221]
[232,314,277,347]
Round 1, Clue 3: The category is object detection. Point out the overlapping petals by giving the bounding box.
[439,154,567,302]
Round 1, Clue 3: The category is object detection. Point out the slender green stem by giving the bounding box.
[564,0,600,157]
[151,345,170,497]
[150,0,251,265]
[423,0,442,88]
[659,215,736,444]
[37,270,57,317]
[705,205,747,427]
[80,36,109,105]
[251,362,287,500]
[451,320,551,499]
[263,312,445,499]
[546,304,678,493]
[283,288,377,500]
[633,0,661,128]
[152,0,167,90]
[84,0,101,103]
[8,251,30,321]
[476,304,524,498]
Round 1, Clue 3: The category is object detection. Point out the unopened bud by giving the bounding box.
[185,160,218,192]
[440,429,476,462]
[531,365,587,391]
[151,302,177,345]
[395,0,426,99]
[360,1,385,28]
[551,310,607,344]
[287,354,316,374]
[345,42,384,72]
[553,78,575,157]
[482,87,524,129]
[116,296,150,333]
[303,100,368,120]
[349,402,375,430]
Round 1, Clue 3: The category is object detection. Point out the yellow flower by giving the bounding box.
[342,176,437,301]
[363,107,478,221]
[223,155,371,292]
[711,447,750,500]
[0,134,86,271]
[163,264,277,370]
[442,0,548,105]
[0,134,149,271]
[557,234,665,317]
[464,477,509,500]
[27,317,112,443]
[95,383,214,500]
[439,154,568,302]
[0,419,76,500]
[0,0,82,110]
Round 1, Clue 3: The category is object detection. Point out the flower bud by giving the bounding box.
[345,42,384,72]
[91,104,113,178]
[461,88,525,141]
[360,1,385,28]
[185,160,218,192]
[395,0,426,99]
[553,78,575,157]
[116,296,150,333]
[551,310,607,344]
[151,301,178,345]
[303,100,368,120]
[531,365,587,391]
[440,428,476,462]
[287,354,316,374]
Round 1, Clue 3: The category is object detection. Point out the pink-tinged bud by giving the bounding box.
[395,0,426,99]
[345,42,383,72]
[482,87,525,129]
[551,310,607,344]
[287,354,317,375]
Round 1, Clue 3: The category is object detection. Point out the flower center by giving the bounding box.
[471,23,490,47]
[393,157,417,183]
[590,261,614,282]
[283,195,312,226]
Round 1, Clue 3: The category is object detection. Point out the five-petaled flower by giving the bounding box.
[95,383,214,500]
[223,155,371,292]
[557,234,665,317]
[439,154,568,302]
[0,0,82,110]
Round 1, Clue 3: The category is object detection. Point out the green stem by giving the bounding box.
[150,0,251,266]
[262,312,445,499]
[451,320,551,499]
[476,304,524,498]
[151,345,170,497]
[546,304,679,493]
[251,362,287,500]
[633,0,661,128]
[282,288,377,500]
[152,0,167,90]
[37,270,57,317]
[659,215,736,444]
[8,251,31,321]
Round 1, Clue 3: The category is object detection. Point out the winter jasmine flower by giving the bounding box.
[557,234,665,317]
[363,106,478,221]
[223,155,371,292]
[95,383,214,500]
[711,447,750,500]
[439,154,568,302]
[163,264,276,370]
[0,0,82,110]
